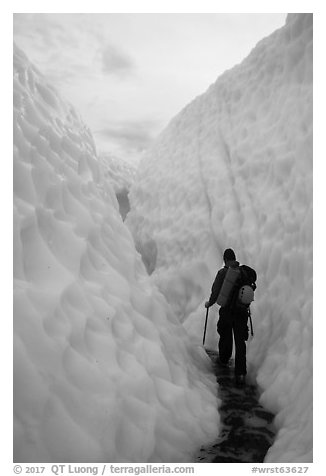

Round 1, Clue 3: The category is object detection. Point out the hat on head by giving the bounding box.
[223,248,236,261]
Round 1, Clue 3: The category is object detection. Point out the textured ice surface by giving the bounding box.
[13,45,219,463]
[127,14,312,462]
[98,153,136,194]
[98,153,136,219]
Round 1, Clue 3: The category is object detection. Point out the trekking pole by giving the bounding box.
[203,306,209,345]
[249,308,254,337]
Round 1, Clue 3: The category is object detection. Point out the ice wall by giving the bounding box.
[13,45,219,463]
[98,153,137,220]
[127,14,313,462]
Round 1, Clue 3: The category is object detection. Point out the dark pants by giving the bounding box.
[217,306,249,375]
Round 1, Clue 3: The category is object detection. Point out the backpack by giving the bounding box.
[236,265,257,307]
[216,266,241,307]
[238,285,255,305]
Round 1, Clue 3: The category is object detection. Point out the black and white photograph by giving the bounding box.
[11,5,313,471]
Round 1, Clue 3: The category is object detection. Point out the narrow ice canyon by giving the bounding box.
[13,13,312,463]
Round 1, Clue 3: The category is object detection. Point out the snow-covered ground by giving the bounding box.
[13,45,219,463]
[126,13,312,462]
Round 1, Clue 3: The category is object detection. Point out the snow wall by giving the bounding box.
[98,152,137,220]
[126,14,313,462]
[13,45,219,463]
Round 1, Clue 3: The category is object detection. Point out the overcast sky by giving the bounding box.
[13,13,287,162]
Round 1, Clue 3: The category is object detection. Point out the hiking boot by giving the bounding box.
[235,374,246,387]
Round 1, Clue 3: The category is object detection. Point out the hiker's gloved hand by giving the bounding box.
[205,301,210,308]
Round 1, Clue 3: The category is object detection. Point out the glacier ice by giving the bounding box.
[13,44,219,463]
[126,13,313,462]
[98,152,136,220]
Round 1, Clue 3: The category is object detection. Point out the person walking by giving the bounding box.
[205,248,256,386]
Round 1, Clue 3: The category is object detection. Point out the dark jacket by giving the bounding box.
[207,260,240,307]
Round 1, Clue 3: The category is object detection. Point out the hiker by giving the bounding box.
[205,248,256,386]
